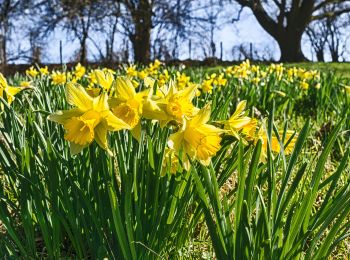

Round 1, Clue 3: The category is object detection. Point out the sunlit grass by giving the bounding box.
[0,61,349,258]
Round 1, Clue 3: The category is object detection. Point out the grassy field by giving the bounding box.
[286,62,350,78]
[204,62,350,78]
[0,61,349,258]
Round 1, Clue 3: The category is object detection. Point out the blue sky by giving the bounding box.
[40,8,280,63]
[10,6,346,64]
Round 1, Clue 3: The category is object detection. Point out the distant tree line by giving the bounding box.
[0,0,350,64]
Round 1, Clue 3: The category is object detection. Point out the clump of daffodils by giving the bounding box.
[47,62,299,176]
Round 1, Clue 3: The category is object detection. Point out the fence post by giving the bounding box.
[59,40,63,66]
[249,42,253,59]
[189,39,191,60]
[106,40,109,62]
[220,42,223,60]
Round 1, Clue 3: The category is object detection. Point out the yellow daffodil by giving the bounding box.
[48,83,130,155]
[39,66,49,75]
[201,78,213,93]
[86,85,101,97]
[74,63,86,79]
[26,66,39,78]
[214,73,227,87]
[143,82,198,127]
[51,71,67,85]
[300,81,309,90]
[158,69,170,86]
[176,72,190,89]
[109,77,150,140]
[144,77,155,89]
[20,81,32,88]
[241,118,258,141]
[138,70,148,79]
[126,65,138,77]
[252,77,260,85]
[223,100,253,140]
[102,68,116,75]
[168,104,224,167]
[147,59,162,76]
[0,73,27,105]
[161,148,182,176]
[256,125,297,162]
[92,69,114,91]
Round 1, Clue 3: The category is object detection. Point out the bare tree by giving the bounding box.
[306,22,328,61]
[0,0,30,64]
[36,0,108,63]
[114,0,224,63]
[306,4,350,62]
[232,0,350,62]
[325,13,348,61]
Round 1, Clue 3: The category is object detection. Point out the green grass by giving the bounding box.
[286,62,350,78]
[0,62,349,258]
[199,62,350,79]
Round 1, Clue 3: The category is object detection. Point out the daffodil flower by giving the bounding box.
[51,71,67,85]
[74,63,86,80]
[161,148,182,176]
[26,66,39,78]
[109,77,150,140]
[256,124,297,162]
[126,65,138,77]
[48,83,130,155]
[0,73,27,105]
[92,69,114,91]
[168,104,224,167]
[222,100,254,140]
[39,66,49,75]
[143,82,199,127]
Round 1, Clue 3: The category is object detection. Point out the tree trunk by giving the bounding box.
[330,51,339,62]
[0,21,8,64]
[0,34,6,64]
[316,50,325,62]
[131,25,151,64]
[130,0,152,64]
[276,31,305,62]
[80,34,88,64]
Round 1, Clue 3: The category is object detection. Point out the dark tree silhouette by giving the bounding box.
[233,0,350,62]
[36,0,108,63]
[0,0,29,64]
[117,0,217,63]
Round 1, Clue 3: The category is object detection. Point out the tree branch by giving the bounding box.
[234,0,279,37]
[312,7,350,20]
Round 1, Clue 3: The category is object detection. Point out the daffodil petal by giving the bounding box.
[232,100,247,118]
[94,123,109,151]
[66,83,93,111]
[168,131,184,152]
[70,142,85,155]
[48,109,83,124]
[227,117,252,129]
[93,92,109,112]
[131,121,142,142]
[142,100,168,121]
[5,86,23,96]
[115,77,136,100]
[104,111,130,131]
[190,104,211,126]
[144,77,155,88]
[0,73,8,87]
[177,83,197,101]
